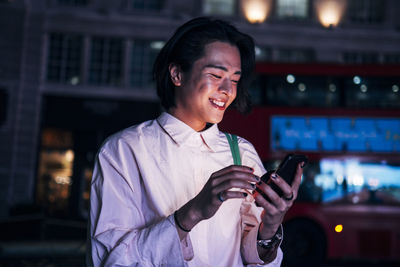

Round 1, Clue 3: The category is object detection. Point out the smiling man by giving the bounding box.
[169,41,240,131]
[87,17,303,267]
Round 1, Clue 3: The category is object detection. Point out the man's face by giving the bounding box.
[169,41,241,131]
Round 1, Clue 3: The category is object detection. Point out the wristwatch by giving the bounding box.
[257,225,283,250]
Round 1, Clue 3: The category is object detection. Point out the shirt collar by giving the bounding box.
[157,112,220,151]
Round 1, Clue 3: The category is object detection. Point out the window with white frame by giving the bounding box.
[130,40,163,88]
[276,0,309,19]
[348,0,385,24]
[89,37,123,86]
[47,33,83,84]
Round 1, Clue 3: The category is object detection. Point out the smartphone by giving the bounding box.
[260,154,308,197]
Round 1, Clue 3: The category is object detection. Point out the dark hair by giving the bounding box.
[153,17,255,113]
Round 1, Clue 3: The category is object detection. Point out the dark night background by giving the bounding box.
[0,0,399,266]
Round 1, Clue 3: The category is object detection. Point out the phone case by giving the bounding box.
[260,154,308,197]
[276,154,308,185]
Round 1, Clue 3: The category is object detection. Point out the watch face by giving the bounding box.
[257,239,273,249]
[257,228,283,249]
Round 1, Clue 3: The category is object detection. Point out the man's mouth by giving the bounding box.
[210,98,226,109]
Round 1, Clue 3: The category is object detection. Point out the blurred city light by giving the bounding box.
[241,0,272,24]
[353,76,361,84]
[286,74,296,83]
[150,41,165,50]
[328,83,337,92]
[335,224,343,233]
[298,83,306,92]
[360,84,368,93]
[315,0,347,28]
[65,149,74,162]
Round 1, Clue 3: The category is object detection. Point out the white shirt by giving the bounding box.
[87,112,283,267]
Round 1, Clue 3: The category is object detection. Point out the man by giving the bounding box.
[87,17,303,266]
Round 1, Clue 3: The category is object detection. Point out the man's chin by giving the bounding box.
[208,116,224,125]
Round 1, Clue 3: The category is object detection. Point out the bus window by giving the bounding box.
[314,159,400,206]
[263,159,400,206]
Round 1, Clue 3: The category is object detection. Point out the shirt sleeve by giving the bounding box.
[87,145,187,267]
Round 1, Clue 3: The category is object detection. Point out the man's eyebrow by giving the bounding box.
[203,64,241,75]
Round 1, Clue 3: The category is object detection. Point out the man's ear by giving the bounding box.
[169,63,182,87]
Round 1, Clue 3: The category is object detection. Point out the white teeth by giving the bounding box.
[211,99,225,107]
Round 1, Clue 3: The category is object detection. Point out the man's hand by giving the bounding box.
[175,165,259,237]
[254,163,303,239]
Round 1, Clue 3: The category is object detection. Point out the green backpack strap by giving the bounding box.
[224,133,242,166]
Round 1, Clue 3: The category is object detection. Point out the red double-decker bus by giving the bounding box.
[220,63,400,266]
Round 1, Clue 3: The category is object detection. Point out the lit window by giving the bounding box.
[47,33,83,84]
[203,0,236,16]
[89,37,123,86]
[37,128,74,215]
[130,40,162,88]
[276,0,309,19]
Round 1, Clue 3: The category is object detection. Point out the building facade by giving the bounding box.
[0,0,399,219]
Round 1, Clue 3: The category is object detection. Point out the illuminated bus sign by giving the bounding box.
[271,116,400,153]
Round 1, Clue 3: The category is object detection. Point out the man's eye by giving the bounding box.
[211,74,221,79]
[232,80,239,84]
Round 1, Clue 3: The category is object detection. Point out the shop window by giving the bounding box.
[37,128,74,216]
[203,0,236,16]
[89,37,123,86]
[130,40,161,88]
[276,0,309,19]
[47,33,83,85]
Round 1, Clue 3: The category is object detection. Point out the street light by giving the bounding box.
[241,0,272,24]
[315,0,347,28]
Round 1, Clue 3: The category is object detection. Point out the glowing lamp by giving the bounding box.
[241,0,272,24]
[315,0,347,28]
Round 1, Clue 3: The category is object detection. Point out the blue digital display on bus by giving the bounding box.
[271,116,400,153]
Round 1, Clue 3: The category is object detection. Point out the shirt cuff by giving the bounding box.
[169,214,194,261]
[241,220,265,265]
[242,223,283,266]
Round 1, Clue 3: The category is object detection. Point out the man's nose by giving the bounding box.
[219,78,233,95]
